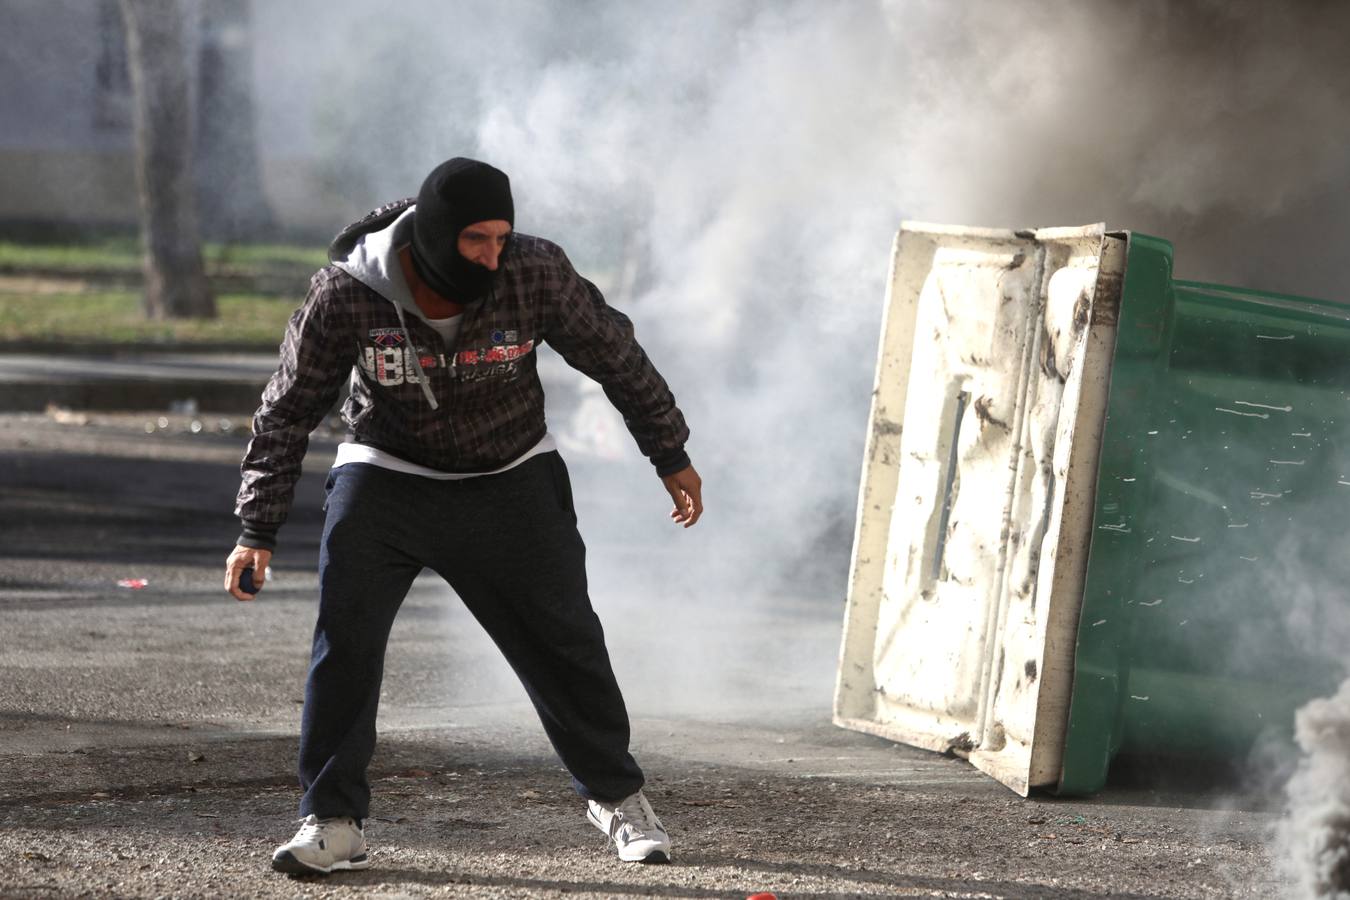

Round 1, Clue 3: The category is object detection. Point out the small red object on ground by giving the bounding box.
[746,894,778,900]
[116,579,148,589]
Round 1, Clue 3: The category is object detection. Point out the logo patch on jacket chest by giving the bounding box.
[359,343,440,387]
[454,340,534,367]
[453,339,535,383]
[368,327,406,347]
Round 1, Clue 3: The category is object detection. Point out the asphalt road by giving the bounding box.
[0,410,1293,898]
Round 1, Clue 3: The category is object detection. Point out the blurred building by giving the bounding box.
[0,0,349,239]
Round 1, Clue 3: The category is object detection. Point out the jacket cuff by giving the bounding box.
[237,521,279,552]
[651,448,691,478]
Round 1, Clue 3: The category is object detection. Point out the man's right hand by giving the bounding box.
[225,545,273,601]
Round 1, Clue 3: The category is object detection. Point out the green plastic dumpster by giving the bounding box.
[834,222,1348,796]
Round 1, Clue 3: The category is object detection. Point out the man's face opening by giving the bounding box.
[457,220,512,271]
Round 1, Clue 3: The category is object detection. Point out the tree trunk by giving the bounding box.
[196,0,276,241]
[119,0,215,319]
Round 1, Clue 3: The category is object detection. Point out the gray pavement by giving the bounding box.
[0,410,1295,897]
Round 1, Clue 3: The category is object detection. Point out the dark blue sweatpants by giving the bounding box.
[296,452,645,820]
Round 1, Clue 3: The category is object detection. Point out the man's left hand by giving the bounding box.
[661,465,703,528]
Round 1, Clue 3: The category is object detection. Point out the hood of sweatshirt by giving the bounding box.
[327,198,420,316]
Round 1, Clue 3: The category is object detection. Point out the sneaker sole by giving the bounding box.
[271,850,371,875]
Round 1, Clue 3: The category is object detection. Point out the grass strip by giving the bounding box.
[0,291,296,346]
[0,239,326,274]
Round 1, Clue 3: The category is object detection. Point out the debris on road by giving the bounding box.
[44,404,89,426]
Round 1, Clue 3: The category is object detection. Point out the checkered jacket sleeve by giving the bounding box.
[544,252,691,475]
[234,268,356,541]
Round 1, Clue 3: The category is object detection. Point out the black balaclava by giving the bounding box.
[409,157,514,302]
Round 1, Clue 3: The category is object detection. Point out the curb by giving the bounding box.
[7,380,268,414]
[0,350,277,414]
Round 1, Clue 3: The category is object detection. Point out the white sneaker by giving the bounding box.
[271,814,371,875]
[586,790,671,863]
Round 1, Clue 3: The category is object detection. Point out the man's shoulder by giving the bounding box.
[305,263,354,295]
[303,264,384,312]
[507,233,569,267]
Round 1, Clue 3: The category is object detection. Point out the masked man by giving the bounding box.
[224,157,702,875]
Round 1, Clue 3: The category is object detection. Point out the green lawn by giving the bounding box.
[0,237,318,347]
[205,242,328,270]
[0,239,326,274]
[0,291,296,346]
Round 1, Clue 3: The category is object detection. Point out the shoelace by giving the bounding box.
[610,795,662,840]
[294,814,357,846]
[294,815,327,845]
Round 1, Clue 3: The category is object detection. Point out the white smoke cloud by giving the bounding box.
[1278,679,1350,899]
[249,0,1350,731]
[452,0,1350,601]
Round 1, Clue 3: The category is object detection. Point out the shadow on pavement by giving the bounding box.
[0,449,325,568]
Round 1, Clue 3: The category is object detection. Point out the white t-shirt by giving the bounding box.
[332,433,557,480]
[422,313,463,349]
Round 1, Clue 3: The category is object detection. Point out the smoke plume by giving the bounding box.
[1279,680,1350,899]
[243,1,1350,728]
[260,0,1350,598]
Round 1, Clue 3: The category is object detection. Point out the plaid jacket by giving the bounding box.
[235,200,689,544]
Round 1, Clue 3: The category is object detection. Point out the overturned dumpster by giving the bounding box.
[834,223,1350,796]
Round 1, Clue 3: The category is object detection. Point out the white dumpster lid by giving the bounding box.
[834,222,1125,795]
